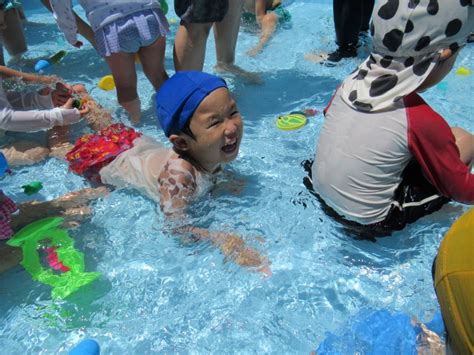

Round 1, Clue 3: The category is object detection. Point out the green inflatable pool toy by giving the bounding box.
[6,217,101,299]
[276,112,307,131]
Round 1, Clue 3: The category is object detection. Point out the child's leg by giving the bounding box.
[10,186,108,231]
[173,22,213,71]
[137,36,168,91]
[105,53,141,123]
[246,12,278,56]
[47,125,73,159]
[451,127,474,167]
[213,0,262,83]
[1,8,27,59]
[214,0,243,65]
[1,141,49,166]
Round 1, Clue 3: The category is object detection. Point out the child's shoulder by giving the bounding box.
[159,154,198,190]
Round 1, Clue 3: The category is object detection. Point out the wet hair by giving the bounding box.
[169,117,196,140]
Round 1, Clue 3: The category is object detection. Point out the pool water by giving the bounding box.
[1,1,473,353]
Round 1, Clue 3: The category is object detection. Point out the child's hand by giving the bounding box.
[51,83,73,106]
[246,47,260,57]
[62,98,90,116]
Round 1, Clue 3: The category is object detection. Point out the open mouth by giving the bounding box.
[221,138,238,155]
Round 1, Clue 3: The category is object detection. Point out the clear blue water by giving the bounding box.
[1,1,473,353]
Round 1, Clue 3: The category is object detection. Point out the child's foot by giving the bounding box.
[49,142,74,160]
[214,62,263,85]
[121,98,141,125]
[246,47,260,57]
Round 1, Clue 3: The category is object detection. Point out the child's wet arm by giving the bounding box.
[158,163,197,216]
[173,226,270,271]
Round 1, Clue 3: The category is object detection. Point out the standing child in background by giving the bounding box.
[173,0,261,83]
[0,0,28,64]
[242,0,291,56]
[66,71,270,273]
[50,0,169,124]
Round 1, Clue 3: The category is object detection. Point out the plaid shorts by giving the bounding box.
[95,9,169,57]
[0,190,17,240]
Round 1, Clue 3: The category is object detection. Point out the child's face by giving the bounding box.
[186,87,243,172]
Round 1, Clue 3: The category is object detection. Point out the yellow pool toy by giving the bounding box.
[98,75,115,91]
[276,112,307,131]
[456,66,471,76]
[134,53,141,64]
[169,18,178,25]
[434,207,474,354]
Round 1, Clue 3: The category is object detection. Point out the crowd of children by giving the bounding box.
[0,0,473,350]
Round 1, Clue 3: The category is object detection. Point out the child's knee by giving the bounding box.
[186,22,213,39]
[451,127,472,142]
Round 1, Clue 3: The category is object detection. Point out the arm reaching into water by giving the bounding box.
[158,158,271,275]
[42,0,96,49]
[246,0,278,57]
[0,65,58,85]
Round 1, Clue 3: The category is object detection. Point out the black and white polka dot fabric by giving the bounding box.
[341,0,473,112]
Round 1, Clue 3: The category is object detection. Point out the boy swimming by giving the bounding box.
[242,0,291,56]
[66,71,269,273]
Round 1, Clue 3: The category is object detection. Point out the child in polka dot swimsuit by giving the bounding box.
[50,0,169,124]
[309,0,474,235]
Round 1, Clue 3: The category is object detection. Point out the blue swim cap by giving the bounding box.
[156,71,227,137]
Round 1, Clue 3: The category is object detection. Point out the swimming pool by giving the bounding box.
[1,1,473,353]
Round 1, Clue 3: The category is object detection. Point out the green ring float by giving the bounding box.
[7,217,101,300]
[275,112,307,131]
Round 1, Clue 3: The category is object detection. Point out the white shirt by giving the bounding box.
[50,0,161,45]
[0,79,81,132]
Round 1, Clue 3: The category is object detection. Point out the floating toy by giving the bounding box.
[160,0,169,15]
[456,66,471,76]
[434,207,474,354]
[169,18,178,25]
[6,217,101,299]
[0,152,10,177]
[316,309,444,354]
[34,50,67,72]
[134,53,141,64]
[303,108,319,117]
[276,112,307,131]
[21,181,43,195]
[72,97,88,109]
[69,339,101,355]
[98,75,115,91]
